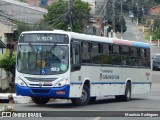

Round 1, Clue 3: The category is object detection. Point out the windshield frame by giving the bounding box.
[16,43,69,75]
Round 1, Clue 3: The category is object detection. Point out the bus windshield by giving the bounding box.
[17,45,69,75]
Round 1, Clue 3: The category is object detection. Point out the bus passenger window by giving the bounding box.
[130,47,139,66]
[101,43,111,64]
[112,45,121,65]
[81,42,91,64]
[71,43,80,65]
[121,46,130,65]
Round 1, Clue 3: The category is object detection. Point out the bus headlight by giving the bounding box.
[17,78,27,86]
[55,79,68,87]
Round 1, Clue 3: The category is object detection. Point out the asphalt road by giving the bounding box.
[1,70,160,120]
[1,75,160,120]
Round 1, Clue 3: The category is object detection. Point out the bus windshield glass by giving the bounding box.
[17,45,69,75]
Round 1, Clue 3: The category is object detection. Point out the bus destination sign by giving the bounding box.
[19,33,69,44]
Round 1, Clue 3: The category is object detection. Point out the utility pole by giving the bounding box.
[112,0,115,31]
[68,0,73,31]
[112,0,116,37]
[149,24,153,45]
[142,6,144,33]
[104,0,109,37]
[136,2,138,25]
[120,0,123,39]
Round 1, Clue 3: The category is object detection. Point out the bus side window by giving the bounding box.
[130,47,139,66]
[81,41,91,64]
[71,42,81,71]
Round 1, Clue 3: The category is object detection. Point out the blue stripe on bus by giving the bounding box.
[91,82,151,85]
[132,82,151,84]
[70,82,151,85]
[91,82,125,84]
[132,42,150,48]
[70,82,83,84]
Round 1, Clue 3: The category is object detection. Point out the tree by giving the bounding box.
[13,21,34,41]
[43,0,90,32]
[154,0,160,4]
[43,0,68,30]
[153,19,160,41]
[105,1,127,33]
[0,50,16,92]
[115,16,127,33]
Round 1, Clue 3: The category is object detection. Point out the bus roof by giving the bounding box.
[21,30,150,48]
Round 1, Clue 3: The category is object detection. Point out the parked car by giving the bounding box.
[152,54,160,70]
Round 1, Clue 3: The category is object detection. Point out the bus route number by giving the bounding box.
[51,67,60,72]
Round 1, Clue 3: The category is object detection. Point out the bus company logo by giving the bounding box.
[100,69,113,73]
[39,83,43,87]
[99,73,103,80]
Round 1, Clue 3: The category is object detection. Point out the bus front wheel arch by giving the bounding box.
[71,85,90,106]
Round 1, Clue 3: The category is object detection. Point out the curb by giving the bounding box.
[0,93,32,103]
[0,93,61,104]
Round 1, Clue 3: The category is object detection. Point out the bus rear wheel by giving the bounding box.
[31,97,50,105]
[123,83,131,101]
[71,85,90,106]
[115,83,131,102]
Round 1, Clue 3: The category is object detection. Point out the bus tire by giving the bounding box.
[123,83,131,101]
[71,85,90,106]
[115,83,131,102]
[31,97,50,105]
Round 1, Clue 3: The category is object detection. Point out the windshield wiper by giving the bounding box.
[28,42,37,53]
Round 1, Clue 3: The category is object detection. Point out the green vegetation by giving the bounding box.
[43,0,90,32]
[13,0,91,40]
[0,50,16,92]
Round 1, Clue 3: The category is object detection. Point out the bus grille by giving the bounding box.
[25,77,57,82]
[31,89,50,94]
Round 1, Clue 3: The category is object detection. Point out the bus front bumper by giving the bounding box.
[15,84,70,98]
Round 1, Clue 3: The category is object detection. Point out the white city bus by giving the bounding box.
[15,30,151,106]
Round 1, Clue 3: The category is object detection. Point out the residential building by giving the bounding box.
[149,4,160,17]
[16,0,57,7]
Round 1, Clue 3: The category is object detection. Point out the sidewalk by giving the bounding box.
[0,93,32,103]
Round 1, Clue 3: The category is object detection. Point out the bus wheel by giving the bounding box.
[71,85,90,106]
[31,97,50,105]
[123,83,131,101]
[115,83,131,102]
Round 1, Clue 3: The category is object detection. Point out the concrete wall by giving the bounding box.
[0,23,13,44]
[17,0,57,6]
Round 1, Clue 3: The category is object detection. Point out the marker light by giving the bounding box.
[55,79,68,87]
[17,78,27,86]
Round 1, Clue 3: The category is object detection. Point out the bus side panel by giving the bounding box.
[98,67,124,96]
[91,84,125,96]
[132,68,151,94]
[69,71,83,98]
[121,67,139,94]
[132,84,151,94]
[81,66,123,96]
